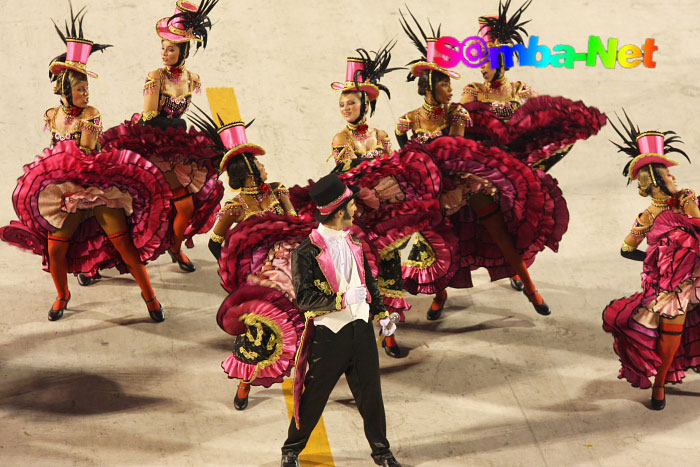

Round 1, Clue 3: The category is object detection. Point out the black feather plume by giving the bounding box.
[353,41,404,104]
[480,0,532,46]
[610,109,690,182]
[399,6,442,82]
[169,0,219,52]
[48,2,112,81]
[187,103,256,160]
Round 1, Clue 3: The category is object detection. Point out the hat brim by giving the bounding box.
[330,82,380,101]
[314,184,361,223]
[219,144,266,173]
[155,16,192,43]
[629,154,679,180]
[49,62,97,78]
[410,62,460,79]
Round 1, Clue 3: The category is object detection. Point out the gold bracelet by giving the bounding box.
[621,241,637,252]
[210,232,224,244]
[142,110,158,122]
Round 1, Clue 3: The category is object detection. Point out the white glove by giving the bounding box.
[344,286,368,306]
[379,317,397,337]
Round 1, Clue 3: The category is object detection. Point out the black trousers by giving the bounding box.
[282,319,391,456]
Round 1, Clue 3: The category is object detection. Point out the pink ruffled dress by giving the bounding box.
[0,110,172,276]
[100,68,223,248]
[603,210,700,388]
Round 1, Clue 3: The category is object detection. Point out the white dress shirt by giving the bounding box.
[313,224,370,333]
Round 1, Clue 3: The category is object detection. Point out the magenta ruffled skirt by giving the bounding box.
[101,114,224,248]
[603,211,700,388]
[463,95,607,168]
[420,137,569,287]
[218,285,305,387]
[0,140,172,275]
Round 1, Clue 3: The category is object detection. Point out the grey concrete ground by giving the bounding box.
[1,0,700,466]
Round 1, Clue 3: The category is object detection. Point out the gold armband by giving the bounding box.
[143,79,159,95]
[210,232,224,244]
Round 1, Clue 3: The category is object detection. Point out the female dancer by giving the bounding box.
[395,9,474,320]
[101,0,222,276]
[189,102,300,411]
[396,9,556,319]
[460,0,605,173]
[0,5,170,321]
[329,44,407,357]
[603,115,700,410]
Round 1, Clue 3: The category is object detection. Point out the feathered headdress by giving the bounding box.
[609,110,690,183]
[399,6,459,82]
[479,0,532,46]
[187,103,262,174]
[330,41,404,115]
[156,0,218,52]
[48,1,112,81]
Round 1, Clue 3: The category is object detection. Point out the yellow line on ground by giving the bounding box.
[205,87,243,122]
[282,379,335,467]
[206,87,335,467]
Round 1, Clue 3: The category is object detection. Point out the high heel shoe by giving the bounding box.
[77,272,101,286]
[48,293,71,321]
[524,290,551,316]
[381,336,401,359]
[650,386,666,410]
[427,292,447,321]
[234,382,250,410]
[509,276,524,291]
[167,249,196,273]
[141,292,165,322]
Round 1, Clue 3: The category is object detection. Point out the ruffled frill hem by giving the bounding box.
[421,137,568,283]
[219,214,315,293]
[603,212,700,388]
[217,285,304,387]
[101,114,223,248]
[1,140,172,275]
[463,95,606,168]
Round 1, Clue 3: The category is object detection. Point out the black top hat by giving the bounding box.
[309,174,360,223]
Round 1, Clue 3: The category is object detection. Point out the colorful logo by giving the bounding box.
[435,35,658,69]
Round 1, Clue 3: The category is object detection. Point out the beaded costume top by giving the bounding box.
[44,107,103,149]
[462,78,535,121]
[331,126,392,172]
[396,102,471,143]
[218,183,295,223]
[142,67,201,120]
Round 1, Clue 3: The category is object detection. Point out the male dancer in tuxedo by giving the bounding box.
[281,174,401,467]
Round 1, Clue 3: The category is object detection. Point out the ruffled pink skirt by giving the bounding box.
[603,211,700,388]
[463,95,607,169]
[101,114,224,248]
[218,285,305,387]
[0,140,172,275]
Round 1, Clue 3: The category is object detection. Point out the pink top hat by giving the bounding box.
[218,122,266,173]
[156,0,202,43]
[410,38,460,79]
[330,58,380,101]
[478,15,498,44]
[49,38,99,78]
[628,131,678,180]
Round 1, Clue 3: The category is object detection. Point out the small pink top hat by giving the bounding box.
[49,38,99,78]
[410,38,460,79]
[330,58,380,101]
[628,131,678,180]
[156,0,203,43]
[478,15,499,45]
[218,122,266,173]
